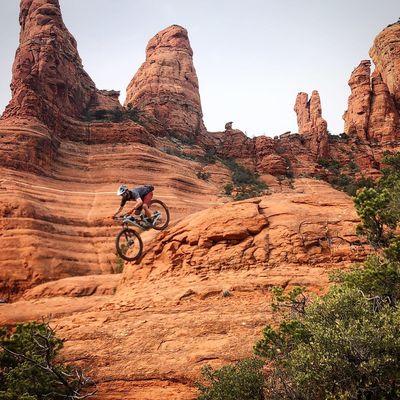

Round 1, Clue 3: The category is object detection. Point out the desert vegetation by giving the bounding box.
[84,106,142,124]
[197,152,400,400]
[317,157,374,196]
[222,159,268,200]
[0,322,94,399]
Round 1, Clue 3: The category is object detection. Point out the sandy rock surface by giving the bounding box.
[0,179,371,399]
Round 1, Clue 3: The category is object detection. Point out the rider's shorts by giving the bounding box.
[142,191,153,206]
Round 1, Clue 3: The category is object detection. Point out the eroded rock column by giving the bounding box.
[125,25,206,140]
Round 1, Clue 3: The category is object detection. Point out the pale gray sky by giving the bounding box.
[0,1,399,136]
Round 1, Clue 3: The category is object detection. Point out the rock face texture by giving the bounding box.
[369,70,400,142]
[0,140,227,299]
[1,0,119,129]
[125,25,206,140]
[370,21,400,110]
[0,1,227,300]
[343,60,372,140]
[343,59,400,142]
[0,180,371,400]
[294,91,329,158]
[1,3,400,399]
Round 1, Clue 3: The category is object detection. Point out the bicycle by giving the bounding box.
[114,199,170,262]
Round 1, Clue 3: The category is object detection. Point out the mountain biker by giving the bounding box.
[113,184,154,223]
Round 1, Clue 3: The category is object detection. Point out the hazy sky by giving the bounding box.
[0,1,399,137]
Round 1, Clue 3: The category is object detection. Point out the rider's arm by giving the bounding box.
[113,206,124,218]
[128,198,143,215]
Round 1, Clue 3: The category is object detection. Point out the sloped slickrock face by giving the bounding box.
[370,22,400,110]
[369,70,400,142]
[0,180,371,400]
[122,179,368,284]
[294,91,329,158]
[0,142,227,300]
[343,60,371,140]
[2,0,96,126]
[125,25,206,141]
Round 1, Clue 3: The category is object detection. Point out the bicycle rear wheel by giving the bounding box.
[149,199,170,231]
[115,228,143,261]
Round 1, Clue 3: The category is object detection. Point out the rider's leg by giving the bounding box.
[143,204,152,218]
[142,192,154,219]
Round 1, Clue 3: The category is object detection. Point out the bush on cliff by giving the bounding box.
[222,159,268,200]
[0,322,94,400]
[196,358,265,400]
[354,152,400,247]
[84,107,142,124]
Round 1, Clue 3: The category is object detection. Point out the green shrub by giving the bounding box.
[84,107,142,124]
[354,187,397,247]
[317,157,341,174]
[224,183,233,196]
[0,322,94,400]
[328,173,374,196]
[255,276,400,400]
[222,159,268,200]
[196,358,265,400]
[115,254,125,273]
[201,148,217,165]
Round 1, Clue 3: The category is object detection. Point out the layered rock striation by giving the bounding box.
[0,1,225,299]
[125,25,206,141]
[1,180,371,399]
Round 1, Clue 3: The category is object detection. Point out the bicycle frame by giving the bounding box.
[119,212,162,231]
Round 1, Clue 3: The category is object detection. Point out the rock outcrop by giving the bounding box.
[1,0,120,129]
[0,180,371,399]
[343,60,372,140]
[369,70,400,142]
[294,91,329,158]
[125,25,206,141]
[370,21,400,110]
[343,59,400,142]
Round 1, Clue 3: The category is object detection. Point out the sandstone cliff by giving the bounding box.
[0,1,226,299]
[125,25,206,141]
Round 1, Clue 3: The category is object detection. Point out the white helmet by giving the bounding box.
[117,184,128,196]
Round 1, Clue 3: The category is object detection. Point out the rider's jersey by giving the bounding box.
[120,185,154,207]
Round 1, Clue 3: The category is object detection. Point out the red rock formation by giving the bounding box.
[1,0,120,129]
[0,180,371,399]
[0,1,226,299]
[370,21,400,110]
[343,60,371,140]
[294,91,329,158]
[343,59,399,143]
[369,70,400,142]
[125,25,206,140]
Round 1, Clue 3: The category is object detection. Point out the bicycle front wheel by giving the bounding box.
[115,228,143,262]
